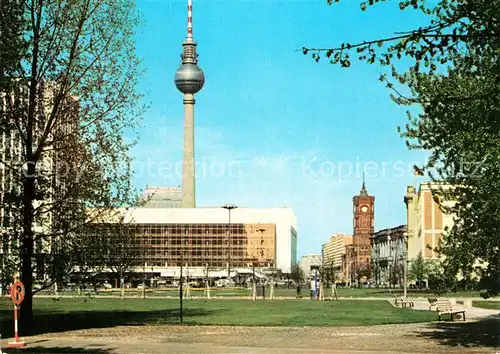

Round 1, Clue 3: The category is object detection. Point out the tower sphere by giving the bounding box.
[174,63,205,94]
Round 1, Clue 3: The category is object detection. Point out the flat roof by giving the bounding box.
[108,207,298,229]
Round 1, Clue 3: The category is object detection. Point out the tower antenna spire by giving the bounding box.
[360,171,368,196]
[187,0,193,39]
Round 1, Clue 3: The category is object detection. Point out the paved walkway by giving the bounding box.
[408,299,500,320]
[3,322,499,354]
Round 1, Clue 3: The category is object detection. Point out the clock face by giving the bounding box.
[361,205,369,213]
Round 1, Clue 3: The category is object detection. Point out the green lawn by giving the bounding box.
[0,297,436,337]
[46,287,486,298]
[472,301,500,310]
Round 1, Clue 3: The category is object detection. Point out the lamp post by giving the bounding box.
[179,251,184,324]
[387,235,392,288]
[142,241,146,300]
[257,228,266,269]
[252,259,257,301]
[222,204,237,279]
[403,231,408,299]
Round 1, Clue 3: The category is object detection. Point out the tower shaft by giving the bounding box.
[181,94,195,208]
[174,0,204,208]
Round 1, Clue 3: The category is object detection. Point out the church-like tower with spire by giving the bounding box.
[351,173,375,283]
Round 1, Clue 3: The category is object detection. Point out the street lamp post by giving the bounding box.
[252,259,257,301]
[257,228,266,268]
[403,232,408,299]
[222,204,238,279]
[142,242,146,300]
[387,235,392,288]
[179,251,184,324]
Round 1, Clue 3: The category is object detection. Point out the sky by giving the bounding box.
[130,0,430,258]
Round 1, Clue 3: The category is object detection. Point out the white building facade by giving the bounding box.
[299,254,322,281]
[103,207,298,274]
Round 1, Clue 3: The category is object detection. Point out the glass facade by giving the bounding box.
[93,222,277,269]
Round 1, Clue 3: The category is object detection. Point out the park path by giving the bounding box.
[3,322,499,354]
[408,299,500,320]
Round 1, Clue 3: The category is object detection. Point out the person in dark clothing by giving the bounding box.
[296,284,301,298]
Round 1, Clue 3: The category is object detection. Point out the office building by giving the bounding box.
[298,254,322,281]
[404,183,454,261]
[371,225,406,287]
[322,233,353,283]
[92,207,297,275]
[139,186,182,208]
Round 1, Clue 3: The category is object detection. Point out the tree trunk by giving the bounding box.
[20,165,35,334]
[120,269,124,299]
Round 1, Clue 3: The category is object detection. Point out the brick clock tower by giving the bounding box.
[352,176,375,283]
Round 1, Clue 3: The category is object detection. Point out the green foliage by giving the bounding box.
[408,252,430,284]
[320,262,338,285]
[305,0,498,80]
[0,0,144,328]
[303,0,500,296]
[403,55,499,296]
[0,0,26,89]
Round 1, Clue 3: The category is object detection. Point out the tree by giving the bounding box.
[0,0,143,331]
[404,57,499,296]
[302,0,500,296]
[101,215,138,299]
[290,264,304,284]
[408,252,430,286]
[322,261,337,287]
[0,0,25,88]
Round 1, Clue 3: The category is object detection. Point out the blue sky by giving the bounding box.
[131,0,430,258]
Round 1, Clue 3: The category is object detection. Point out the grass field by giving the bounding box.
[472,301,500,310]
[0,297,436,337]
[37,286,486,299]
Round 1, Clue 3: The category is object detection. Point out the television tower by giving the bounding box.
[174,0,205,208]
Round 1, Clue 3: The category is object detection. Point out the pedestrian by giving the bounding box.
[296,284,301,298]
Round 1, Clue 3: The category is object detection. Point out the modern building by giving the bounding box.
[371,225,407,287]
[174,0,205,208]
[93,207,297,275]
[1,82,80,283]
[404,183,454,261]
[298,254,322,281]
[349,177,375,284]
[139,186,182,208]
[322,233,353,283]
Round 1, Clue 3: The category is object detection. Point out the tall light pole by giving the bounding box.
[403,231,408,298]
[179,251,184,324]
[387,235,392,289]
[142,240,146,300]
[257,228,266,268]
[222,204,237,278]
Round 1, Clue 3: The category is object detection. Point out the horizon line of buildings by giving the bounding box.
[299,181,457,286]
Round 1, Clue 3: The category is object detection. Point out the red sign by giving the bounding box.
[10,281,25,305]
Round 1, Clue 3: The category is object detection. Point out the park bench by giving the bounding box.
[392,293,414,308]
[428,297,438,311]
[435,299,466,321]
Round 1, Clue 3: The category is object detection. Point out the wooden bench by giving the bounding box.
[392,293,414,308]
[428,297,438,311]
[436,299,466,321]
